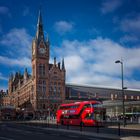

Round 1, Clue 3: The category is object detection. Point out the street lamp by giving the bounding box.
[115,60,125,127]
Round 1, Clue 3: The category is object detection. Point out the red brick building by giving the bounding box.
[4,10,66,117]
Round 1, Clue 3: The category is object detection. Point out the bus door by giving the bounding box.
[83,112,94,126]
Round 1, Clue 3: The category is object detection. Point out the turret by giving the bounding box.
[54,57,56,66]
[36,9,44,44]
[46,33,50,46]
[62,58,65,71]
[24,68,28,83]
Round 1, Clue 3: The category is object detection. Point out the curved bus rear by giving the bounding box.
[56,100,105,126]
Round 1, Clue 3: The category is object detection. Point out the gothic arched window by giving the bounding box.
[38,64,45,76]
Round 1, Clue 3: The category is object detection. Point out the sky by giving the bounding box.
[0,0,140,91]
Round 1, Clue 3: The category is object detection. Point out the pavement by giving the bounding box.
[1,120,140,140]
[44,126,140,140]
[19,120,140,140]
[108,124,140,130]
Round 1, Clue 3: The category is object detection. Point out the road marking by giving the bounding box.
[0,136,14,140]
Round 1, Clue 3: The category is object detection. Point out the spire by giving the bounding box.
[46,33,49,42]
[38,9,43,26]
[24,68,28,77]
[24,68,28,82]
[54,57,56,65]
[46,33,50,46]
[25,68,28,73]
[36,9,44,42]
[62,58,65,70]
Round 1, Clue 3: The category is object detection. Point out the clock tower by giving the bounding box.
[32,10,50,112]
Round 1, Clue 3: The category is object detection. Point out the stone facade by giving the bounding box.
[4,10,66,117]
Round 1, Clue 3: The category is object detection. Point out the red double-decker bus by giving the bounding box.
[56,100,105,126]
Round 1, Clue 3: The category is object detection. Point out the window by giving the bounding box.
[111,94,114,100]
[58,87,61,93]
[38,64,45,76]
[38,80,46,93]
[43,104,45,109]
[33,65,35,77]
[38,80,42,92]
[83,104,91,108]
[85,113,93,120]
[124,95,127,100]
[131,96,134,100]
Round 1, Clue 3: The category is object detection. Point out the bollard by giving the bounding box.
[56,122,59,128]
[80,122,83,131]
[118,122,120,136]
[96,122,99,133]
[47,118,50,127]
[67,120,69,130]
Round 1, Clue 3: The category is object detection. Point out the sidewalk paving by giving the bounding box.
[1,120,140,140]
[43,127,120,140]
[108,124,140,130]
[21,121,140,140]
[30,125,140,140]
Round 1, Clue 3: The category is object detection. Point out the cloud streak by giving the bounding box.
[120,15,140,34]
[0,56,31,67]
[52,37,140,89]
[0,73,8,81]
[54,21,74,35]
[101,0,122,14]
[0,28,32,57]
[0,6,9,14]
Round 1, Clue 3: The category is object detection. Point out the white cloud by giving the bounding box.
[0,6,11,17]
[23,7,30,16]
[101,0,122,14]
[0,24,2,33]
[0,73,8,81]
[0,6,9,14]
[0,28,32,57]
[120,16,140,34]
[54,21,74,35]
[52,37,140,89]
[0,56,31,67]
[120,35,139,43]
[0,85,7,91]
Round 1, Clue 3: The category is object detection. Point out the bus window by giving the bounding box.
[85,113,94,120]
[70,105,79,109]
[84,104,91,108]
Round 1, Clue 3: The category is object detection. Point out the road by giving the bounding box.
[0,122,112,140]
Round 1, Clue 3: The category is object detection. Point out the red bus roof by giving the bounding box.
[59,100,101,107]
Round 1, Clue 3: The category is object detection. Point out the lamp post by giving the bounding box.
[115,60,125,127]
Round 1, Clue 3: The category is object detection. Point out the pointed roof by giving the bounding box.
[62,58,65,70]
[37,9,43,26]
[36,9,44,43]
[46,33,50,44]
[24,68,28,74]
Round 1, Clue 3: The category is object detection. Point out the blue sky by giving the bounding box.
[0,0,140,90]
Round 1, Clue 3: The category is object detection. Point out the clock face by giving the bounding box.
[39,48,46,54]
